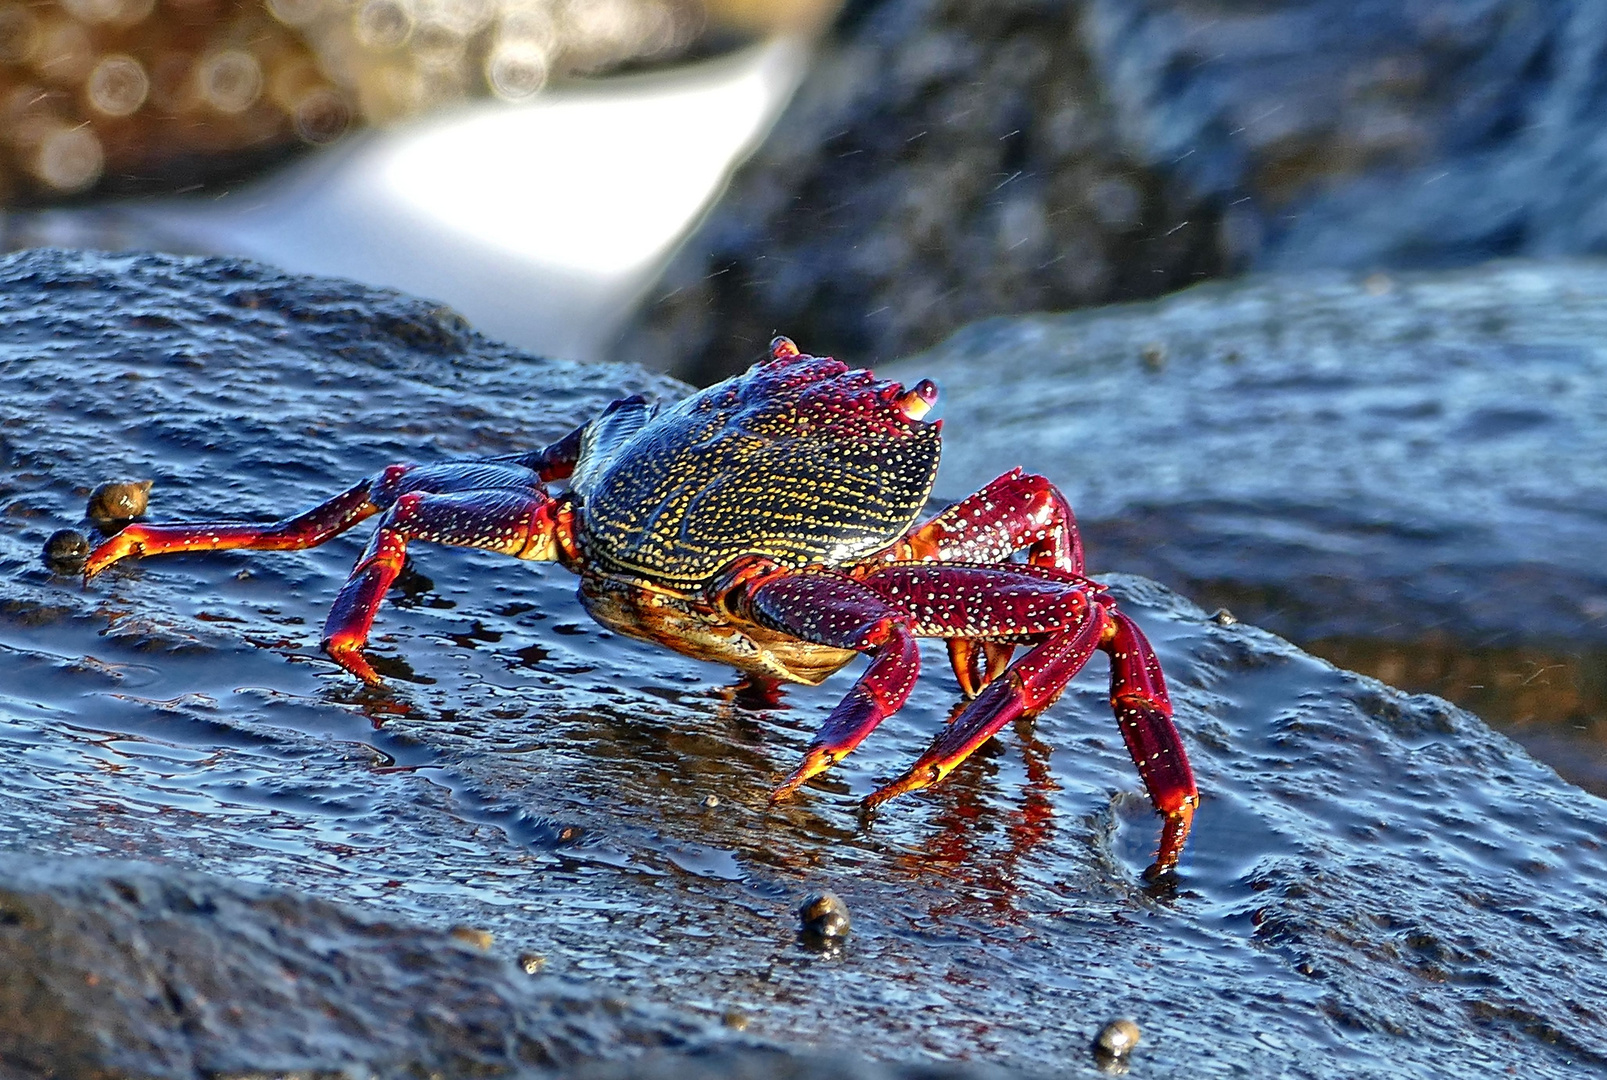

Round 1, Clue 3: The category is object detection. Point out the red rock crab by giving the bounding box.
[86,337,1198,874]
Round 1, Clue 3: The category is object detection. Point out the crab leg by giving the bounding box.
[864,602,1109,807]
[1105,610,1196,875]
[322,487,565,683]
[873,469,1086,691]
[875,468,1085,575]
[500,417,591,481]
[946,638,1016,698]
[83,479,384,579]
[736,569,921,801]
[850,563,1197,876]
[83,459,554,579]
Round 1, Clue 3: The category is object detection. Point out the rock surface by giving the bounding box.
[0,855,713,1078]
[886,260,1607,649]
[621,0,1607,384]
[4,250,1607,1077]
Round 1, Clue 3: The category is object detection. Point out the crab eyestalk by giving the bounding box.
[894,379,938,421]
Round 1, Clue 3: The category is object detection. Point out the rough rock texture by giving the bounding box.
[885,260,1607,648]
[4,251,1607,1078]
[566,1053,1036,1080]
[0,855,713,1078]
[620,0,1607,384]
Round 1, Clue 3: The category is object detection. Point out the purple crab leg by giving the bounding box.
[873,469,1087,692]
[849,563,1197,877]
[82,415,592,582]
[733,567,921,801]
[322,486,566,683]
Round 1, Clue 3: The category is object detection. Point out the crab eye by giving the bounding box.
[770,336,801,360]
[895,379,938,420]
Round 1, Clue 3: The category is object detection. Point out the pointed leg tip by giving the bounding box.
[82,541,126,582]
[324,640,385,687]
[771,747,836,803]
[1142,861,1182,892]
[863,764,942,810]
[1144,800,1196,881]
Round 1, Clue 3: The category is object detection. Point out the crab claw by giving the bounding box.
[862,760,950,810]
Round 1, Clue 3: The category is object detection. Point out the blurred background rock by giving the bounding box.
[621,0,1605,384]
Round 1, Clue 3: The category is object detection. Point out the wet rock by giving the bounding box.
[1079,0,1590,271]
[0,854,718,1079]
[1101,0,1607,274]
[887,260,1607,648]
[5,250,1607,1078]
[566,1050,1038,1080]
[86,478,151,527]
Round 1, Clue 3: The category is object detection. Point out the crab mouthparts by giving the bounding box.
[895,379,939,421]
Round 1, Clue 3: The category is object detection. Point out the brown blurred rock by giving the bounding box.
[0,0,773,204]
[0,0,344,201]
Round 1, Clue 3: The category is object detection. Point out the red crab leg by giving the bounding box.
[84,479,384,579]
[82,459,552,579]
[852,563,1197,876]
[322,487,566,683]
[1105,610,1197,876]
[875,468,1086,575]
[730,566,920,801]
[873,469,1086,692]
[864,602,1110,807]
[946,639,1016,697]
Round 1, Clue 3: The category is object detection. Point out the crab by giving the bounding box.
[85,337,1198,874]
